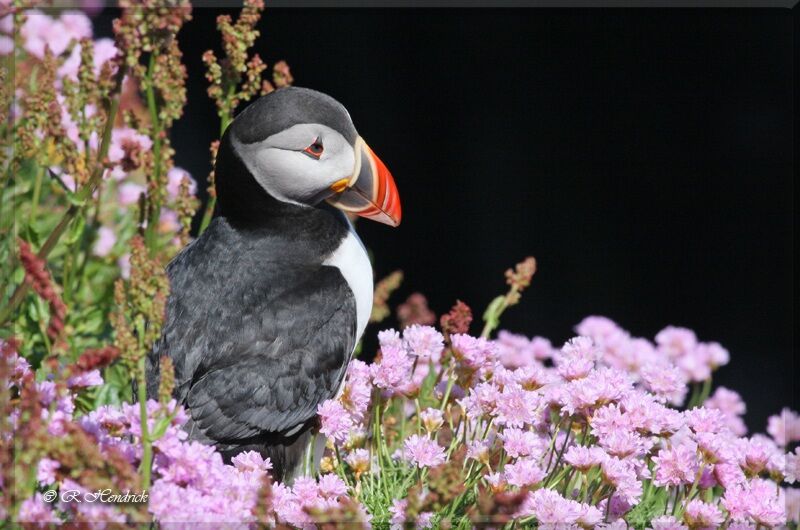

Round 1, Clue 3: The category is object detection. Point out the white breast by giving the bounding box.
[323,224,373,344]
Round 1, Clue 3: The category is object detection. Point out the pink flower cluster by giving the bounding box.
[319,319,796,528]
[9,314,798,527]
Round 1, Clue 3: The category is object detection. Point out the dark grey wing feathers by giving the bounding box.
[148,219,356,445]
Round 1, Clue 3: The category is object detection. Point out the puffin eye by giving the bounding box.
[303,137,324,159]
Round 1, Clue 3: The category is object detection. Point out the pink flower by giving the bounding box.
[230,450,273,472]
[575,315,623,341]
[466,440,490,463]
[451,333,496,370]
[494,383,540,428]
[649,515,689,530]
[600,456,643,504]
[653,442,699,487]
[371,345,413,393]
[17,493,59,523]
[67,369,103,388]
[767,408,800,446]
[118,182,145,207]
[500,428,544,458]
[504,458,545,487]
[723,479,786,526]
[92,226,116,257]
[599,429,651,458]
[341,359,372,421]
[555,336,600,381]
[317,473,348,499]
[419,407,444,433]
[389,498,407,525]
[458,381,499,419]
[403,434,446,468]
[685,407,727,435]
[496,331,554,368]
[36,457,59,485]
[403,325,444,361]
[166,167,197,200]
[682,499,724,529]
[518,488,582,524]
[785,487,800,524]
[786,447,799,483]
[377,329,403,350]
[345,448,371,474]
[561,367,632,416]
[641,363,688,405]
[317,400,352,442]
[564,445,606,471]
[655,326,697,359]
[416,511,434,529]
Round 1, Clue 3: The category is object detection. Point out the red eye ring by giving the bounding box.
[303,137,324,159]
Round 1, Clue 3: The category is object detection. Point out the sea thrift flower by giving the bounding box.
[466,440,490,464]
[641,363,688,405]
[494,383,540,427]
[403,324,444,361]
[419,407,444,433]
[767,408,800,446]
[340,359,372,421]
[786,447,799,483]
[345,448,371,476]
[17,493,59,524]
[682,499,724,529]
[650,515,689,530]
[564,445,606,471]
[600,456,643,504]
[371,345,413,393]
[653,442,699,487]
[451,333,496,370]
[389,498,407,525]
[705,386,747,436]
[504,458,546,487]
[599,428,651,458]
[685,406,727,435]
[230,450,272,473]
[501,428,544,458]
[555,336,600,380]
[36,458,60,486]
[317,399,352,442]
[655,326,697,359]
[403,434,446,468]
[518,488,582,524]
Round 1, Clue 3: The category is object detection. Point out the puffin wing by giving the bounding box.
[167,263,356,442]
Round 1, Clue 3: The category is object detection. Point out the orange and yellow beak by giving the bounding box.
[326,137,401,227]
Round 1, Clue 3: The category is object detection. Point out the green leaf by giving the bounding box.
[65,213,86,245]
[151,415,173,440]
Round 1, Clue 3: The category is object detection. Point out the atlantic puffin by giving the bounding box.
[146,86,401,481]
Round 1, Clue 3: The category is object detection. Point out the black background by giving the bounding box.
[97,8,795,432]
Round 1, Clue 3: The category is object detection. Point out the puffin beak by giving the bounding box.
[326,137,401,227]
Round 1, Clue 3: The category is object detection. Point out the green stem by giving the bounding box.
[27,164,45,227]
[198,95,235,235]
[697,376,713,405]
[137,356,153,491]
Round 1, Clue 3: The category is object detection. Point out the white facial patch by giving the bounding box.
[231,123,356,206]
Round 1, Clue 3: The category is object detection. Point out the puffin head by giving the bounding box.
[216,86,401,227]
